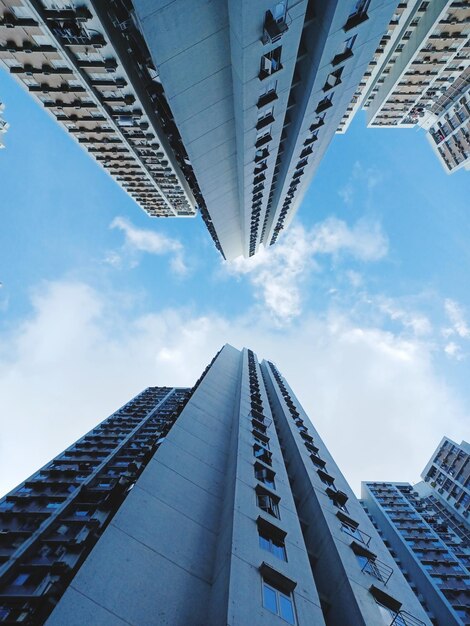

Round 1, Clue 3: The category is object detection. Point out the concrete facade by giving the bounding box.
[0,0,199,218]
[0,346,433,624]
[421,437,470,523]
[0,385,192,624]
[261,359,431,626]
[362,481,470,625]
[0,345,425,626]
[337,0,470,173]
[133,0,400,259]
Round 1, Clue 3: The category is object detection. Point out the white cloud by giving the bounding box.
[444,298,470,339]
[0,279,467,497]
[109,216,188,276]
[310,216,388,261]
[226,218,388,325]
[444,342,464,360]
[377,297,432,337]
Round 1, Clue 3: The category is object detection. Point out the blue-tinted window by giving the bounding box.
[262,580,295,624]
[263,583,277,613]
[13,573,29,586]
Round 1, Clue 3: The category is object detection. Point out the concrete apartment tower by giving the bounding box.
[0,346,430,625]
[132,0,402,258]
[337,0,470,173]
[0,0,403,258]
[362,438,470,626]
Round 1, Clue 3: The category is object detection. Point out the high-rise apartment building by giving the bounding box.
[0,345,430,625]
[362,438,470,626]
[0,99,7,147]
[0,0,403,259]
[421,437,470,524]
[337,0,470,173]
[133,0,401,258]
[0,0,200,218]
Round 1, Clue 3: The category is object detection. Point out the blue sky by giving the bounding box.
[0,66,469,496]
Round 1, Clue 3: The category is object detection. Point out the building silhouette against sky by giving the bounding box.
[0,346,431,625]
[0,0,406,259]
[338,0,470,174]
[1,0,468,257]
[132,0,401,258]
[362,438,470,625]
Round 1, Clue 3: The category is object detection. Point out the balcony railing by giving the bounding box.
[340,523,371,547]
[390,610,427,626]
[361,556,393,585]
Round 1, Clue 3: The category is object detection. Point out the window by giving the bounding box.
[326,486,348,512]
[324,67,343,91]
[353,544,393,584]
[257,107,275,130]
[258,518,287,561]
[256,127,272,148]
[255,462,276,489]
[11,6,33,18]
[12,573,29,586]
[259,47,282,80]
[310,453,326,469]
[344,0,370,31]
[258,79,278,108]
[32,34,51,46]
[262,5,288,44]
[262,580,296,624]
[254,433,270,450]
[316,94,333,113]
[318,470,335,487]
[254,444,273,465]
[349,0,371,18]
[256,486,280,519]
[310,114,325,131]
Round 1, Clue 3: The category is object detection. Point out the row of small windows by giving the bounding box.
[266,361,397,592]
[247,350,296,623]
[271,26,360,244]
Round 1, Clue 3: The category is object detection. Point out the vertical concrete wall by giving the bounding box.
[361,483,466,626]
[261,360,431,626]
[208,349,325,625]
[46,345,243,626]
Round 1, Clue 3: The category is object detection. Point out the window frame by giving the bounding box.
[262,579,296,624]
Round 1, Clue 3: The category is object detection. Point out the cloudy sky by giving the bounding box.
[0,67,469,497]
